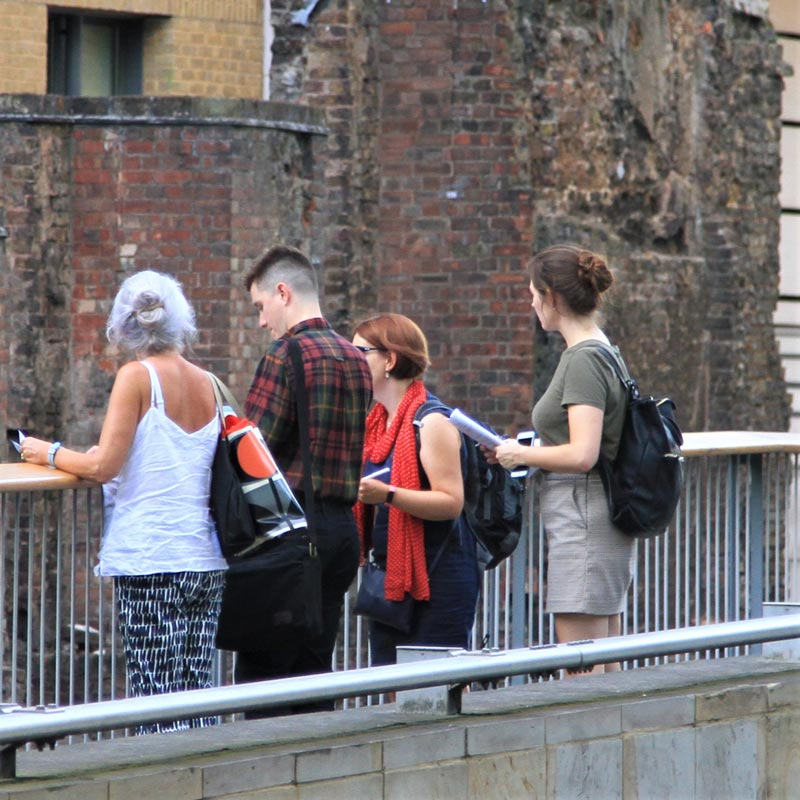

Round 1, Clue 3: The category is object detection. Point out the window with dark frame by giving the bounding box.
[47,11,144,96]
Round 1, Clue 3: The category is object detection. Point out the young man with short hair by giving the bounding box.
[237,244,372,716]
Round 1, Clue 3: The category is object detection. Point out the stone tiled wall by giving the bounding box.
[9,658,800,798]
[0,0,263,98]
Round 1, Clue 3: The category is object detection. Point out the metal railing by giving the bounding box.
[2,432,800,714]
[2,614,800,779]
[0,465,116,712]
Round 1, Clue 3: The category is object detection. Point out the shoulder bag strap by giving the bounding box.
[287,337,318,549]
[206,372,245,418]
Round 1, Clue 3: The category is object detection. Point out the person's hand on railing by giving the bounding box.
[18,436,53,467]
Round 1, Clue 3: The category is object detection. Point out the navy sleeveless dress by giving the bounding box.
[363,450,481,666]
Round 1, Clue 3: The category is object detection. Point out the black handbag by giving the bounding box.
[209,428,258,560]
[207,374,306,560]
[214,340,323,651]
[215,529,322,650]
[354,530,452,634]
[353,561,416,633]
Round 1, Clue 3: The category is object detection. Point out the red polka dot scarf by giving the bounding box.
[355,379,431,601]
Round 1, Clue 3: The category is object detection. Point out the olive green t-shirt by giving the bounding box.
[531,339,627,463]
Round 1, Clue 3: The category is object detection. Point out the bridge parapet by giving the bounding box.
[6,656,800,798]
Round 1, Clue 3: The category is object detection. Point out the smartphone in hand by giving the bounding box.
[7,428,27,456]
[511,430,538,478]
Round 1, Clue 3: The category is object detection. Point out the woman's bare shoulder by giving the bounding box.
[417,410,459,445]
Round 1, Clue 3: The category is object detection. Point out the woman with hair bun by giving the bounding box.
[21,270,226,729]
[491,244,634,673]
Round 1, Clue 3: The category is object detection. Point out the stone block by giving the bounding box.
[468,750,547,799]
[764,709,800,798]
[725,0,769,20]
[467,717,545,756]
[548,738,623,799]
[766,676,800,710]
[227,789,296,800]
[8,783,109,800]
[624,728,696,798]
[622,694,695,732]
[382,726,466,769]
[298,773,383,800]
[108,767,203,800]
[202,753,295,796]
[385,762,469,800]
[695,719,763,798]
[545,704,623,745]
[696,683,769,722]
[296,742,381,784]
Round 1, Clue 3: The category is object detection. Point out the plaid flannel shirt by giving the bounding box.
[244,318,373,503]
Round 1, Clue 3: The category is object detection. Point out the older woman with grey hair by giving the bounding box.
[21,270,227,732]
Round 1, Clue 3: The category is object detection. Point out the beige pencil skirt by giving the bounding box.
[540,471,635,615]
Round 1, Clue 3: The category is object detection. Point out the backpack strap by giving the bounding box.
[411,395,468,570]
[592,343,639,400]
[415,398,480,507]
[413,399,453,431]
[413,396,466,489]
[287,337,318,552]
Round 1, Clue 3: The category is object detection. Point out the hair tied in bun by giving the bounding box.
[577,250,604,272]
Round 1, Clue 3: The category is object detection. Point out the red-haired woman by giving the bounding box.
[353,313,481,666]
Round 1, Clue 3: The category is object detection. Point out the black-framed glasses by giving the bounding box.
[355,345,384,353]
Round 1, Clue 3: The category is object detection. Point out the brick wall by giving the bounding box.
[0,2,48,93]
[0,0,263,98]
[271,0,534,429]
[0,0,791,441]
[270,0,791,434]
[0,95,325,450]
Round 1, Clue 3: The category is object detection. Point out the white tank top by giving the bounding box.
[97,360,227,576]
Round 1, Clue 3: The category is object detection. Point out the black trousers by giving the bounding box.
[234,498,360,717]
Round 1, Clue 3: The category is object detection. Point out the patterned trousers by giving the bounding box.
[114,570,225,734]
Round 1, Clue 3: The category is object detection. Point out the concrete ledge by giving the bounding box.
[0,95,328,135]
[6,657,800,798]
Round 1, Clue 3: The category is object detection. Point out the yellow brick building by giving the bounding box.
[0,0,264,98]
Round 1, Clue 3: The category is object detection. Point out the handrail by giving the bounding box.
[0,431,800,492]
[0,615,799,766]
[0,463,96,492]
[1,431,799,490]
[680,431,800,456]
[2,431,800,775]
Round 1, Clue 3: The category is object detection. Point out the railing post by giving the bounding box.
[395,647,465,714]
[0,744,16,780]
[748,453,765,625]
[725,455,738,624]
[508,483,531,684]
[510,497,529,650]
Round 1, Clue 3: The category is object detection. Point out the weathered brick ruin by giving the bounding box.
[0,96,325,452]
[0,0,791,456]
